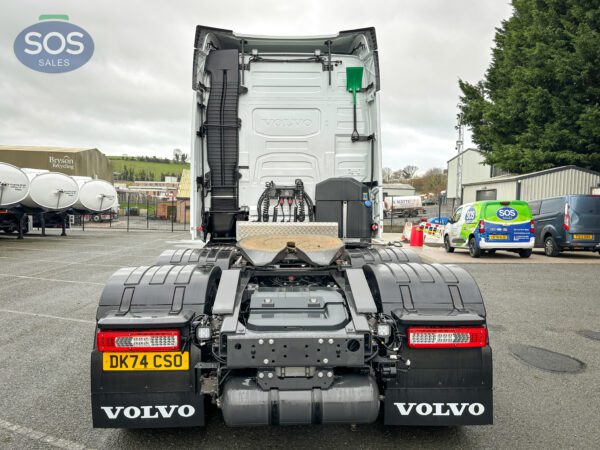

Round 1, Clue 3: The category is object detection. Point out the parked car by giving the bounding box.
[529,195,600,256]
[444,200,535,258]
[427,216,450,226]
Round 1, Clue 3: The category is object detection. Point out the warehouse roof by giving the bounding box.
[447,148,482,163]
[0,145,97,153]
[383,183,414,190]
[463,165,600,186]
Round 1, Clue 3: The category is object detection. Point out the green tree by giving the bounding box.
[459,0,600,173]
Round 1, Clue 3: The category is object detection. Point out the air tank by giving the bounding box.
[0,162,30,208]
[71,176,118,212]
[20,168,79,211]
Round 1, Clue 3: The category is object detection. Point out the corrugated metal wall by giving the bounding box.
[463,180,517,203]
[520,168,600,201]
[462,168,600,204]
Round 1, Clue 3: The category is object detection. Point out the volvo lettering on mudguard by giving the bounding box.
[394,402,485,417]
[101,405,195,420]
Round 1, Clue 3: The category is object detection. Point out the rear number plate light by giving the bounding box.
[408,327,487,348]
[97,329,180,352]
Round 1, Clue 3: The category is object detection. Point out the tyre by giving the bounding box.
[468,237,482,258]
[544,236,560,257]
[2,228,15,234]
[444,235,454,253]
[518,249,532,258]
[92,214,101,223]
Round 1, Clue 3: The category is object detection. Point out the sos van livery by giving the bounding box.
[444,200,535,258]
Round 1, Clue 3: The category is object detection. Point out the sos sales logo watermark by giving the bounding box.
[13,15,94,73]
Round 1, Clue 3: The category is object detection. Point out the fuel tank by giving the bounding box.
[221,375,379,426]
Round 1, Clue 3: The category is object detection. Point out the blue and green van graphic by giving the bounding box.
[445,201,534,255]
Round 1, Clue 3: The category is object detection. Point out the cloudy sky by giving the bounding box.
[0,0,512,172]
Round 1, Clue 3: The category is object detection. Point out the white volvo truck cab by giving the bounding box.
[190,26,383,241]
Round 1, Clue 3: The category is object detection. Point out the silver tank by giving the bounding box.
[0,162,30,208]
[71,176,118,212]
[20,168,79,211]
[221,375,379,426]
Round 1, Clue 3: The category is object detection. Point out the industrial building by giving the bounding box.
[446,148,502,200]
[0,145,112,181]
[382,182,416,197]
[446,148,600,204]
[462,165,600,203]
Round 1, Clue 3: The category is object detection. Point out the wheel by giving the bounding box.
[468,237,481,258]
[544,236,560,257]
[519,249,532,258]
[444,235,454,253]
[487,250,496,255]
[92,215,101,223]
[3,228,15,234]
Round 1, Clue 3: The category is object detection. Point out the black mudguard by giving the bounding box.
[91,345,204,428]
[91,264,221,428]
[346,245,421,267]
[154,246,237,269]
[364,263,493,426]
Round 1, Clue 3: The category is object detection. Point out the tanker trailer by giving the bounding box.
[20,168,79,237]
[91,26,492,429]
[71,176,118,223]
[0,162,30,235]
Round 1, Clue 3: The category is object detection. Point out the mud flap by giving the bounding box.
[92,392,204,428]
[384,388,493,426]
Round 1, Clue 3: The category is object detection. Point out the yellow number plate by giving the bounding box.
[573,234,593,240]
[488,235,508,240]
[102,352,189,371]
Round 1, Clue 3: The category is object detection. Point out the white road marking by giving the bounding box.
[0,273,104,286]
[0,256,121,268]
[0,418,90,450]
[0,309,95,324]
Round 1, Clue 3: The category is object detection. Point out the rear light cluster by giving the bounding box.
[564,203,570,231]
[97,329,180,352]
[407,326,487,348]
[530,220,535,234]
[478,220,485,234]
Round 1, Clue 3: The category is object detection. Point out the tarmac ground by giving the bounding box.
[0,229,598,449]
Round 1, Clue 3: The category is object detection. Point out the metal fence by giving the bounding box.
[71,192,190,232]
[383,196,454,233]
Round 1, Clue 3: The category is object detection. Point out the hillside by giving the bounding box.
[109,156,190,181]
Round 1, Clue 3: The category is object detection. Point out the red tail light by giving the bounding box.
[478,220,485,234]
[407,326,487,348]
[371,223,379,231]
[530,219,535,234]
[97,329,180,352]
[564,203,570,231]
